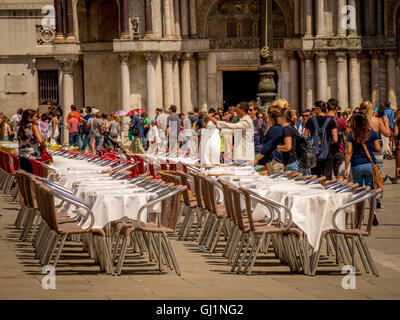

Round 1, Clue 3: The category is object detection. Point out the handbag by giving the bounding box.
[362,143,383,190]
[40,145,53,164]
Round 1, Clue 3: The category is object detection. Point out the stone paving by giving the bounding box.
[1,160,400,300]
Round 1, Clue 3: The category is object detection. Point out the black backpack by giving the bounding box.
[293,130,317,169]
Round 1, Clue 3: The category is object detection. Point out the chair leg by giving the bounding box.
[354,237,370,274]
[231,233,246,272]
[115,237,129,275]
[52,234,68,268]
[162,232,181,276]
[359,236,379,277]
[310,239,323,276]
[20,209,35,241]
[245,234,266,276]
[227,230,242,265]
[223,225,236,258]
[210,219,224,253]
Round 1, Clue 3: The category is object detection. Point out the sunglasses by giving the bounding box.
[302,114,310,118]
[249,109,254,112]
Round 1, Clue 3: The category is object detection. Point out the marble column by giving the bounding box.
[316,51,328,101]
[180,0,189,38]
[370,51,380,107]
[173,0,181,37]
[120,0,129,39]
[173,53,181,111]
[337,0,346,36]
[335,51,349,109]
[197,53,208,112]
[348,50,362,109]
[304,0,313,37]
[387,51,397,108]
[300,51,314,110]
[163,0,174,38]
[207,52,217,108]
[280,52,290,101]
[119,53,131,112]
[56,56,78,146]
[189,0,197,38]
[347,0,358,36]
[294,0,300,35]
[145,0,153,37]
[65,0,75,40]
[145,52,157,119]
[162,52,174,108]
[288,52,299,109]
[54,0,63,40]
[376,0,383,35]
[181,53,192,113]
[316,0,325,36]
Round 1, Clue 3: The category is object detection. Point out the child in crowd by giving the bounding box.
[147,120,160,154]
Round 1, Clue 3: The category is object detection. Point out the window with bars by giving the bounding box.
[225,16,238,38]
[38,70,59,105]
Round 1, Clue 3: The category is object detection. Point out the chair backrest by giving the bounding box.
[198,174,212,212]
[163,185,187,231]
[18,170,36,209]
[14,170,28,205]
[218,179,236,225]
[10,154,20,171]
[190,172,204,209]
[204,176,219,215]
[33,181,59,232]
[227,183,246,231]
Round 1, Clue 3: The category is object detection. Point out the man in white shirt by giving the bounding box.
[11,108,23,134]
[157,109,169,149]
[210,101,254,164]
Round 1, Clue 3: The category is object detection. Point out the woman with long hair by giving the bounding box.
[0,115,13,141]
[17,109,45,173]
[344,113,381,225]
[48,110,59,144]
[277,108,299,171]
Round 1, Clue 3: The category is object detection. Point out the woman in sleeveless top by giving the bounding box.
[48,110,59,144]
[17,109,45,173]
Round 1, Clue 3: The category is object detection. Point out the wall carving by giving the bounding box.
[36,25,55,45]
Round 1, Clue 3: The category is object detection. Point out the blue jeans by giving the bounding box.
[95,136,102,150]
[286,161,299,172]
[351,162,376,210]
[81,133,91,152]
[69,132,79,147]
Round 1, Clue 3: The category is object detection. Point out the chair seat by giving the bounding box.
[322,229,370,237]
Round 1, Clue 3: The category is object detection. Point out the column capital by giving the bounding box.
[348,50,362,59]
[196,52,208,60]
[118,52,130,63]
[144,52,157,62]
[286,51,297,60]
[315,51,328,59]
[299,51,314,60]
[161,52,175,62]
[173,52,182,61]
[335,51,347,62]
[369,50,381,60]
[385,51,396,59]
[182,52,193,61]
[55,55,79,72]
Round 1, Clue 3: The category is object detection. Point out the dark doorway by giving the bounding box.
[223,71,260,110]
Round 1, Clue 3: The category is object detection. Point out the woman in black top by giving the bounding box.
[277,108,299,171]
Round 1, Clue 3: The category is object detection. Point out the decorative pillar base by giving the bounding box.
[120,34,130,40]
[64,35,76,42]
[257,60,277,114]
[54,34,65,42]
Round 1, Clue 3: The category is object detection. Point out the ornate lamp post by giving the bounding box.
[257,0,277,113]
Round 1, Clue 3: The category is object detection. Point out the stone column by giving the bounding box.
[180,0,189,38]
[163,0,174,38]
[387,51,397,108]
[316,0,325,36]
[54,0,63,40]
[189,0,197,38]
[162,52,174,108]
[348,50,362,109]
[294,0,300,35]
[304,0,313,37]
[300,51,314,110]
[181,53,192,113]
[366,0,376,36]
[316,51,328,101]
[120,0,129,39]
[376,0,383,35]
[197,53,208,112]
[173,53,181,111]
[119,53,131,112]
[65,0,75,41]
[335,51,349,109]
[173,0,181,37]
[145,52,157,119]
[56,56,78,146]
[337,0,346,36]
[347,0,358,36]
[280,52,290,102]
[370,51,380,107]
[145,0,153,37]
[207,52,217,108]
[288,52,299,109]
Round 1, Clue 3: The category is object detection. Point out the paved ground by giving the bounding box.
[1,160,400,300]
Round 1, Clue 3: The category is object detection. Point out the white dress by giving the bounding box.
[200,121,221,165]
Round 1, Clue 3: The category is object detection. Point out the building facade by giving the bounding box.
[1,0,400,122]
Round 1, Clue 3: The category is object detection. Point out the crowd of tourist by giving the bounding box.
[1,97,400,224]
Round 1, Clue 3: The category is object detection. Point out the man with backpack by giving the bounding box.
[304,100,338,180]
[80,106,93,152]
[327,98,350,179]
[249,104,266,155]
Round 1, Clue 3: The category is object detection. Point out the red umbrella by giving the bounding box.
[135,108,145,114]
[125,110,134,117]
